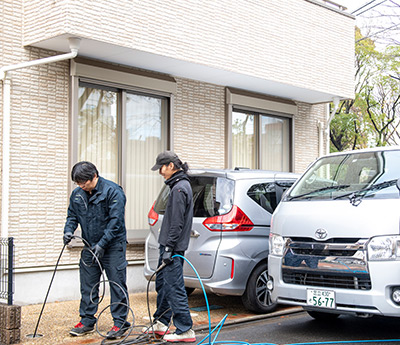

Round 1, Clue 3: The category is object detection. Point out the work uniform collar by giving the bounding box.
[85,176,104,199]
[165,170,188,188]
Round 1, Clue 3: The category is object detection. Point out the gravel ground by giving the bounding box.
[18,289,273,345]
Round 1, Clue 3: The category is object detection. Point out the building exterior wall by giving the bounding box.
[22,0,355,99]
[174,78,226,169]
[1,0,73,265]
[295,102,328,173]
[1,0,343,304]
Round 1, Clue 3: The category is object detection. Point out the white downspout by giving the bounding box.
[0,37,80,238]
[317,120,325,157]
[0,38,81,80]
[1,76,11,239]
[325,97,340,156]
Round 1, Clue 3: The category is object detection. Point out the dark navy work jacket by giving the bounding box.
[64,176,127,248]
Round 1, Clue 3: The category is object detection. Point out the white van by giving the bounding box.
[268,146,400,320]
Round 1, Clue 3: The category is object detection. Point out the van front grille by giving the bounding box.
[282,237,370,290]
[282,269,371,290]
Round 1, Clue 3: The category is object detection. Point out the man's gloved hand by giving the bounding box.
[92,244,105,262]
[162,247,173,265]
[63,232,74,245]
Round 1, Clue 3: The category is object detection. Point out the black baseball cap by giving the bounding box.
[151,151,179,171]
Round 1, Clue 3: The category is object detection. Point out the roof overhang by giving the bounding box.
[30,34,350,104]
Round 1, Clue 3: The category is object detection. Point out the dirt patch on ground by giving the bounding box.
[18,290,296,345]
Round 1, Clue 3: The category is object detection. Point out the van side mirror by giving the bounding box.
[397,178,400,191]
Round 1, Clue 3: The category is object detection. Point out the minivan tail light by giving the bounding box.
[148,202,159,226]
[202,205,254,231]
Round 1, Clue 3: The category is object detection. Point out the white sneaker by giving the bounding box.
[142,320,170,335]
[164,329,196,342]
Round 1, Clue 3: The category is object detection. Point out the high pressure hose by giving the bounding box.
[28,243,67,338]
[28,235,135,344]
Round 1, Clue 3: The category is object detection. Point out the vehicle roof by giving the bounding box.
[188,168,300,180]
[319,145,400,159]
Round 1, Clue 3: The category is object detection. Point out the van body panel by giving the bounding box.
[274,199,400,239]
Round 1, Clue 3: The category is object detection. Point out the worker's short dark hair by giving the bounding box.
[71,161,99,183]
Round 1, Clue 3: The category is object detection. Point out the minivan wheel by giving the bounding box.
[241,262,277,314]
[306,310,340,320]
[185,287,195,296]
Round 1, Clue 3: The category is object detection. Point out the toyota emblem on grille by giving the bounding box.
[315,228,327,240]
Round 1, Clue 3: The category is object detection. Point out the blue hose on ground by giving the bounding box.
[172,254,214,345]
[173,254,271,345]
[172,255,400,345]
[288,341,400,345]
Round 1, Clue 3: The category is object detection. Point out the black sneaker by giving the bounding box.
[69,322,95,336]
[106,323,130,339]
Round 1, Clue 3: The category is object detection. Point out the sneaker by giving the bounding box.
[142,320,170,335]
[163,329,196,342]
[106,323,130,339]
[69,322,95,336]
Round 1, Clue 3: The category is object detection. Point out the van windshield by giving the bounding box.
[154,176,234,217]
[287,150,400,201]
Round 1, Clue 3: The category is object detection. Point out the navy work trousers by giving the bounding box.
[79,241,129,328]
[153,246,193,334]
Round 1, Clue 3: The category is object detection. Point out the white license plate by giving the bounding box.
[306,288,336,309]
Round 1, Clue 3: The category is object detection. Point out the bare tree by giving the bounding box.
[330,27,400,151]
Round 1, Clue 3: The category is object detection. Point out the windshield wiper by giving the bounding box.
[333,179,398,206]
[288,184,350,201]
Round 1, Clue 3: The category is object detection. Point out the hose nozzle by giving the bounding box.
[155,262,167,273]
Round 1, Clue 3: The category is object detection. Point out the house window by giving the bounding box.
[232,109,291,171]
[77,82,169,240]
[78,84,119,181]
[232,111,256,169]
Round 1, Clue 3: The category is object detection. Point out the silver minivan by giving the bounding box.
[269,146,400,320]
[144,169,298,313]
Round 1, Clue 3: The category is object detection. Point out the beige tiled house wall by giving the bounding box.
[174,78,225,169]
[22,0,355,99]
[1,0,72,265]
[295,102,328,174]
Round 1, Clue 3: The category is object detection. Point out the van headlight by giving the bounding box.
[367,236,400,261]
[269,233,287,256]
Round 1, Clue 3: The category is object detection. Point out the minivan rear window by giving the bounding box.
[153,176,234,217]
[247,180,296,213]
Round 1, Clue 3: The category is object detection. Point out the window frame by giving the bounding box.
[226,88,296,171]
[70,59,176,243]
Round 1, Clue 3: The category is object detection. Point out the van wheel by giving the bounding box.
[185,287,195,296]
[241,262,277,314]
[306,310,340,320]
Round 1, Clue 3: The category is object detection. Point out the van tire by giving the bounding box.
[185,287,195,296]
[306,310,340,320]
[241,262,277,314]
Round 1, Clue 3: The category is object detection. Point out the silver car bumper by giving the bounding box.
[144,251,261,296]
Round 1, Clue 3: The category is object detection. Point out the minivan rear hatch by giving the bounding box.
[149,174,234,279]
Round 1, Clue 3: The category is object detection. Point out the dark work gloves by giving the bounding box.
[162,246,173,265]
[92,244,105,262]
[63,232,74,245]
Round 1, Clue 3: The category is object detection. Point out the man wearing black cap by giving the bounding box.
[145,151,196,342]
